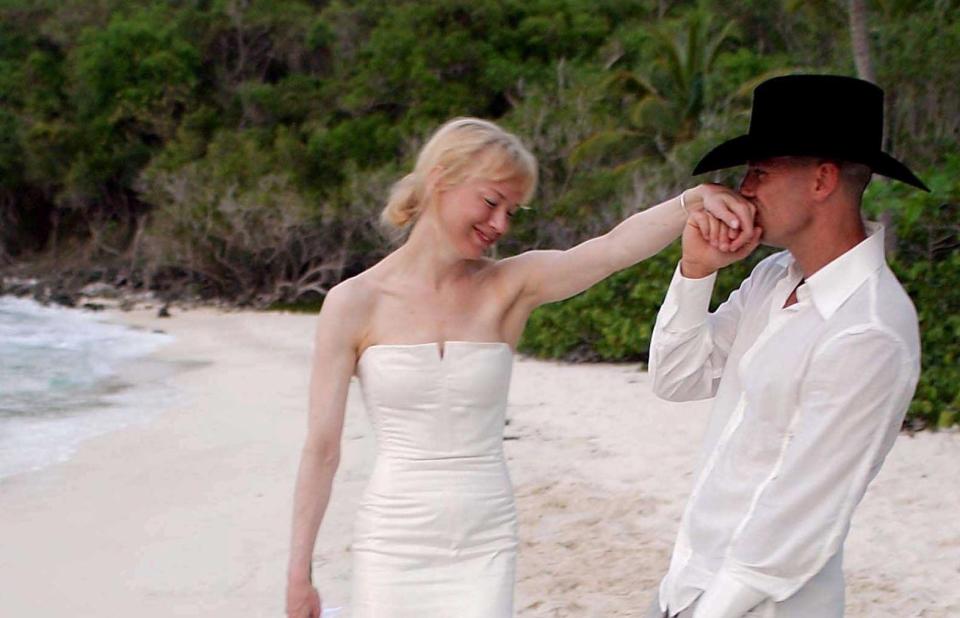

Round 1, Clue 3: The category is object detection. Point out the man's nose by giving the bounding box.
[739,174,755,196]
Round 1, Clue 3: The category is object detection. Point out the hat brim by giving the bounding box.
[868,151,930,192]
[692,134,754,175]
[692,135,930,192]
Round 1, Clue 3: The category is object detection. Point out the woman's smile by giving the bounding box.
[474,226,495,246]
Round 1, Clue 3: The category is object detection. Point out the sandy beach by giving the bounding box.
[1,306,957,617]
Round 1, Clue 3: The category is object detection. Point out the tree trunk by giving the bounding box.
[849,0,897,256]
[849,0,876,84]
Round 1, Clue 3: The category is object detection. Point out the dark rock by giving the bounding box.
[157,304,171,318]
[82,302,106,311]
[50,292,76,307]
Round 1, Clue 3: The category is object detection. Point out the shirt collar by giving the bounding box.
[796,221,886,319]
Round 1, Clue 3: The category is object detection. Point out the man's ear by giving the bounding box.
[812,161,840,202]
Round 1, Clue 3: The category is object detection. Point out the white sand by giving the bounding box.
[0,307,957,617]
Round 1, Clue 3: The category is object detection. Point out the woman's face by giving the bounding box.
[433,176,527,258]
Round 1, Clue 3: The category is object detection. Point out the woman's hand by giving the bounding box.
[682,209,763,278]
[683,183,757,253]
[286,579,322,618]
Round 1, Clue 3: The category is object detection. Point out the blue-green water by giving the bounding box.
[0,296,171,479]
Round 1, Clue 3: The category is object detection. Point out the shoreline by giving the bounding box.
[0,306,332,616]
[0,296,177,480]
[0,306,957,617]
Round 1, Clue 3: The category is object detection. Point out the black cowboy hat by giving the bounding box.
[693,74,929,191]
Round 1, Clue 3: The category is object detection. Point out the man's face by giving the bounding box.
[738,157,817,248]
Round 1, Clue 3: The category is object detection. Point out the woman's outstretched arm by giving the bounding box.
[502,183,756,308]
[286,282,364,618]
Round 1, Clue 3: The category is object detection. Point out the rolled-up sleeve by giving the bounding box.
[693,328,919,617]
[649,263,752,401]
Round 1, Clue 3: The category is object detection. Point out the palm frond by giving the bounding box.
[601,69,658,99]
[704,19,739,72]
[568,128,642,168]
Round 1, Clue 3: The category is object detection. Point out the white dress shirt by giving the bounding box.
[649,223,920,618]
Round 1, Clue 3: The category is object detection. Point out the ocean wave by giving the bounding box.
[0,296,175,478]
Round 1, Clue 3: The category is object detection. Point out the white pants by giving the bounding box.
[644,592,773,618]
[646,550,845,617]
[644,593,695,618]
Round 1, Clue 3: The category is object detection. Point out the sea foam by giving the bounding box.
[0,296,173,479]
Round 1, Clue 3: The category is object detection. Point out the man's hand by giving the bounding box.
[683,183,756,253]
[683,209,763,279]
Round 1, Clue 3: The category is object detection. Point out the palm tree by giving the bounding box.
[570,11,737,172]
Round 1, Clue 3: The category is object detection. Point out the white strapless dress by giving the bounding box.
[351,341,517,617]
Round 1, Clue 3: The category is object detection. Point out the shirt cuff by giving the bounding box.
[692,569,766,618]
[664,263,717,331]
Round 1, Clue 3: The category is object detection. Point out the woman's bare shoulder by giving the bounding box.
[310,274,381,358]
[322,271,379,319]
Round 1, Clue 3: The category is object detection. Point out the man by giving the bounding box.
[646,74,928,617]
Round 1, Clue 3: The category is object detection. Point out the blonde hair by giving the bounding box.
[381,117,539,230]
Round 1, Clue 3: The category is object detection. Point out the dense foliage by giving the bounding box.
[0,0,956,427]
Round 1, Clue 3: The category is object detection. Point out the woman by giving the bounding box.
[286,118,759,618]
